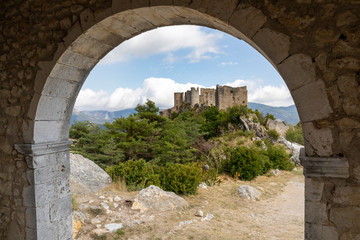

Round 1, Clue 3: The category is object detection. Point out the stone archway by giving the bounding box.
[1,1,359,239]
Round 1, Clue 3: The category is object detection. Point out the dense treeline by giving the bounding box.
[70,100,296,194]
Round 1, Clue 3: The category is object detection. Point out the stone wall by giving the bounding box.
[174,92,184,112]
[0,0,359,239]
[199,88,216,106]
[216,85,248,110]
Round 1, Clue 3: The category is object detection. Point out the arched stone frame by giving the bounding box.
[2,1,359,239]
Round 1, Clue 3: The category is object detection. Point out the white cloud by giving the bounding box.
[100,25,223,64]
[75,78,294,111]
[224,79,294,107]
[220,61,238,66]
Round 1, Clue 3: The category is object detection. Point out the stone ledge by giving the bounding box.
[300,148,349,178]
[15,141,72,156]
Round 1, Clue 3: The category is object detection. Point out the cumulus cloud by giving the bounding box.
[100,25,223,64]
[75,78,294,111]
[223,79,294,107]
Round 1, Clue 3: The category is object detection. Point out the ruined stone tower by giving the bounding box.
[215,85,248,110]
[160,85,248,117]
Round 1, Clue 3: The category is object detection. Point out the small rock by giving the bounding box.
[108,197,113,202]
[113,203,119,208]
[91,218,102,225]
[198,182,208,189]
[270,169,281,176]
[114,196,121,202]
[101,202,110,210]
[201,213,214,221]
[195,210,204,217]
[79,204,88,210]
[132,185,189,211]
[92,229,107,235]
[133,220,141,225]
[179,219,198,226]
[238,185,261,201]
[104,223,123,232]
[257,186,264,191]
[99,196,105,199]
[89,200,94,204]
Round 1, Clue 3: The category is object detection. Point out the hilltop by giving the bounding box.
[71,102,300,126]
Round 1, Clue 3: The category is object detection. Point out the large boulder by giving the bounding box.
[132,185,189,211]
[70,153,112,194]
[280,137,303,166]
[266,119,289,137]
[238,185,261,201]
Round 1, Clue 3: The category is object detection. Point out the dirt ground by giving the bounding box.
[73,168,304,240]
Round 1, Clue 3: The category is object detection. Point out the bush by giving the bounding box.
[106,159,160,191]
[107,160,204,195]
[285,123,304,145]
[222,146,270,181]
[266,145,294,171]
[267,129,280,141]
[159,163,203,195]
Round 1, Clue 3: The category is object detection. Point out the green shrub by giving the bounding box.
[202,168,222,186]
[285,123,304,145]
[266,145,294,171]
[159,163,202,195]
[222,146,270,181]
[267,129,280,141]
[106,159,160,191]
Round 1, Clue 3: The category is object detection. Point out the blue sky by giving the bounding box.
[75,26,293,111]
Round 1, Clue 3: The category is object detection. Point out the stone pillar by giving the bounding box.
[15,141,72,240]
[300,149,360,239]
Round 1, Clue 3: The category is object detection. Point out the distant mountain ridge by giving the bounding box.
[71,102,300,126]
[248,102,299,125]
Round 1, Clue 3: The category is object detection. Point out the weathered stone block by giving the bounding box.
[277,54,316,91]
[305,223,338,240]
[49,195,72,222]
[85,23,124,48]
[252,28,290,65]
[305,201,328,224]
[58,50,98,71]
[330,207,360,231]
[333,185,360,205]
[100,14,138,38]
[302,122,334,157]
[292,81,333,123]
[49,63,88,82]
[305,178,324,202]
[70,34,112,59]
[229,6,267,39]
[134,6,172,27]
[35,96,70,121]
[33,121,68,143]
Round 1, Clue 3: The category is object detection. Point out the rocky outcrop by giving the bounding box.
[131,185,189,211]
[280,137,303,166]
[266,119,290,137]
[70,153,112,195]
[238,185,261,201]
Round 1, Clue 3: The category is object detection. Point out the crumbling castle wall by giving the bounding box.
[216,85,248,110]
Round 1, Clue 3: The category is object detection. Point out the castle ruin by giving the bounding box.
[160,85,247,117]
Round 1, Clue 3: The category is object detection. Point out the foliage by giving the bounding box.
[285,122,304,145]
[159,163,203,195]
[107,160,203,195]
[267,129,280,141]
[266,144,294,171]
[222,146,270,181]
[106,159,160,191]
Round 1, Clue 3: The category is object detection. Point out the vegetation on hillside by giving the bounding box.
[285,122,304,145]
[70,100,296,194]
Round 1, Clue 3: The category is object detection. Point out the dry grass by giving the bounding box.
[75,169,304,240]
